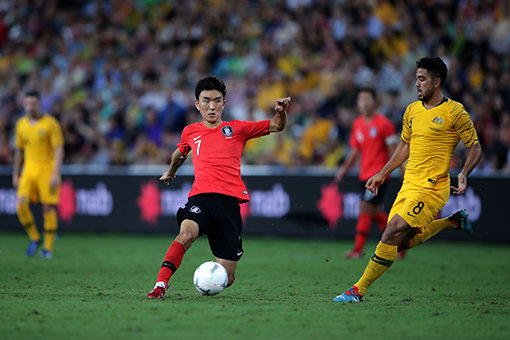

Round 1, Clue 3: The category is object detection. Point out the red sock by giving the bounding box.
[353,213,371,252]
[373,212,388,231]
[156,241,186,283]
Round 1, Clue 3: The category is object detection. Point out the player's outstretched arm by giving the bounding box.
[451,142,482,195]
[269,97,291,133]
[366,140,409,195]
[160,148,187,185]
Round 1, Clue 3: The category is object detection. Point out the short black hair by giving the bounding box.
[357,87,377,100]
[195,75,226,100]
[416,57,448,87]
[25,90,40,99]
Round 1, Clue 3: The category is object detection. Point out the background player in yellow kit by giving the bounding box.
[12,90,64,258]
[333,57,482,302]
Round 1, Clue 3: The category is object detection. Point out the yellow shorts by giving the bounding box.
[388,182,450,228]
[17,166,60,205]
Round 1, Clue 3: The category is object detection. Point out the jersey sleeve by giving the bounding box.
[15,120,24,149]
[176,127,192,156]
[349,121,360,150]
[400,104,412,144]
[451,103,479,148]
[383,118,397,145]
[235,120,270,140]
[383,117,396,137]
[49,117,64,148]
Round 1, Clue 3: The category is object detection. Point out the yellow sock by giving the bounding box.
[408,217,453,248]
[43,209,58,252]
[17,203,40,241]
[354,242,397,295]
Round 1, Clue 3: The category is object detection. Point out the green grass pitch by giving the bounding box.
[0,232,509,339]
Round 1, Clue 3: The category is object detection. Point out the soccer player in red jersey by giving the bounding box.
[147,75,291,299]
[335,88,401,259]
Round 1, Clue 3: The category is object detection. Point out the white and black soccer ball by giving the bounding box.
[193,261,228,296]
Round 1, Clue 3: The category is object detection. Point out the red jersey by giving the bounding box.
[177,120,270,202]
[349,113,396,181]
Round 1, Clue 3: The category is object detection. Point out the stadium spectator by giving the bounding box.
[0,0,508,173]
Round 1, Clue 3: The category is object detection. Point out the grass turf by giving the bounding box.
[0,232,509,339]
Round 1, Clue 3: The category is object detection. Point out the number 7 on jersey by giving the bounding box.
[195,139,201,155]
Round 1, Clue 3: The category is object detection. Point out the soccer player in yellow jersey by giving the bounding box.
[12,90,64,258]
[333,57,482,302]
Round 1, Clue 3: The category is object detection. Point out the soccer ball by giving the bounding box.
[193,261,228,296]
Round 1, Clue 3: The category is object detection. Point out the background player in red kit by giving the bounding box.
[335,88,401,259]
[147,75,291,299]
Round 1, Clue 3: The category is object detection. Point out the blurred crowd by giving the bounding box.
[0,0,509,173]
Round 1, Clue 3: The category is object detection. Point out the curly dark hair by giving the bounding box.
[416,57,448,87]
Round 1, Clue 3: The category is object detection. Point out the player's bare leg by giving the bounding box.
[372,202,407,259]
[403,209,472,250]
[216,258,237,287]
[16,195,41,257]
[380,214,415,247]
[148,219,199,299]
[346,200,407,259]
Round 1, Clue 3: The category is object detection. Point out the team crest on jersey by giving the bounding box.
[189,205,201,214]
[222,125,233,137]
[370,127,377,137]
[432,116,444,125]
[356,131,364,143]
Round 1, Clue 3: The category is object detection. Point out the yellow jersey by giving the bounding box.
[401,98,479,190]
[15,114,64,169]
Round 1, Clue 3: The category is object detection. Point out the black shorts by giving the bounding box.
[360,180,388,205]
[176,193,243,261]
